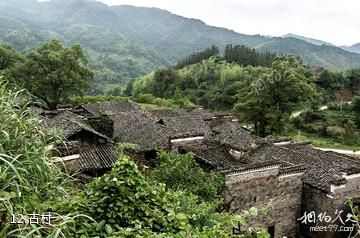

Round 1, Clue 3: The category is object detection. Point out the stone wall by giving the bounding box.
[300,173,360,238]
[223,166,303,238]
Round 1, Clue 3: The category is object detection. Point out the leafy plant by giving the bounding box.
[150,151,225,202]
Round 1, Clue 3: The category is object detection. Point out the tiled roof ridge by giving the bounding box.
[279,164,307,175]
[219,160,282,175]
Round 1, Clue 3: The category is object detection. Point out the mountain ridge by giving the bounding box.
[1,0,360,90]
[282,33,335,46]
[345,43,360,54]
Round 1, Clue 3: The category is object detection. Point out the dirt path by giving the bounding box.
[291,102,352,118]
[291,105,328,118]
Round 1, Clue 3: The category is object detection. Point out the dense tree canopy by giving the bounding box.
[347,68,360,96]
[224,44,276,67]
[352,96,360,128]
[316,68,360,103]
[131,54,321,135]
[0,43,25,71]
[12,39,94,109]
[235,56,320,136]
[176,45,219,69]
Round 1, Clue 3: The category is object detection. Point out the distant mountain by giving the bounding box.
[1,0,360,91]
[343,43,360,54]
[256,37,360,70]
[282,33,334,46]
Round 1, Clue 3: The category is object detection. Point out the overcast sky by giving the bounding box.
[94,0,359,46]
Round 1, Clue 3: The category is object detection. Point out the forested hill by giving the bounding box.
[345,43,360,54]
[1,0,360,92]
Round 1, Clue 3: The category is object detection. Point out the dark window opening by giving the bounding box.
[268,226,275,238]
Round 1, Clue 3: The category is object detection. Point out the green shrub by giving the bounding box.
[301,124,318,134]
[328,102,352,112]
[291,117,303,129]
[133,93,157,104]
[150,151,225,203]
[301,110,323,123]
[67,156,266,237]
[71,156,186,236]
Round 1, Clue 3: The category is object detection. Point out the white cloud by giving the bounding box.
[96,0,360,46]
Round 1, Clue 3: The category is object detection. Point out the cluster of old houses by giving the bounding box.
[31,101,360,238]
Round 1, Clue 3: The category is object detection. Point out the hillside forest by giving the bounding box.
[2,0,360,95]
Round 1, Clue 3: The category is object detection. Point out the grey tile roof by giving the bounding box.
[83,101,141,116]
[149,109,189,119]
[160,116,212,139]
[246,143,360,192]
[148,109,212,139]
[187,108,214,121]
[191,143,303,176]
[193,145,242,169]
[115,120,172,152]
[207,122,261,151]
[283,142,360,176]
[110,111,155,139]
[109,108,211,150]
[43,111,110,141]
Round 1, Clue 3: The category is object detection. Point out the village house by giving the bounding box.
[34,103,360,238]
[191,138,360,237]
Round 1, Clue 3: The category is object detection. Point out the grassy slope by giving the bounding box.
[286,109,360,150]
[288,131,359,151]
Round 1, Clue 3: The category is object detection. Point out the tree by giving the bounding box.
[347,68,360,96]
[152,67,178,98]
[235,56,320,136]
[124,79,134,96]
[14,39,94,109]
[342,119,356,145]
[352,96,360,128]
[176,45,219,69]
[0,43,25,72]
[107,86,122,96]
[224,44,276,67]
[316,70,346,102]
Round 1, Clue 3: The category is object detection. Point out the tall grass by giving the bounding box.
[0,77,86,237]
